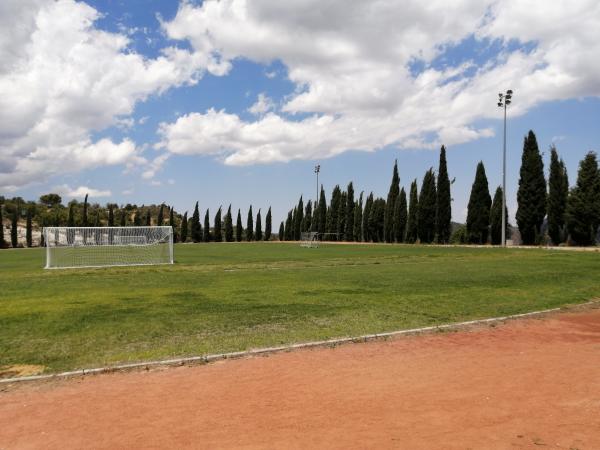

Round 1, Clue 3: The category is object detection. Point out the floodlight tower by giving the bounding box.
[497,89,513,247]
[314,165,321,206]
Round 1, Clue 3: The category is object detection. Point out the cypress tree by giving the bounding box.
[145,209,151,226]
[353,192,363,242]
[384,160,400,242]
[418,169,437,244]
[327,186,341,240]
[180,212,188,243]
[191,202,201,242]
[285,210,293,240]
[302,201,312,233]
[294,196,304,240]
[256,209,263,241]
[547,146,569,245]
[82,194,89,227]
[337,191,347,240]
[265,207,272,241]
[436,145,451,243]
[516,130,547,244]
[466,162,492,244]
[236,209,243,242]
[11,205,18,248]
[292,207,297,238]
[26,207,32,247]
[394,188,408,242]
[0,204,4,248]
[317,186,327,234]
[566,152,600,245]
[490,187,508,245]
[224,205,233,242]
[119,209,126,226]
[369,198,385,242]
[278,222,284,241]
[406,180,419,243]
[345,182,355,241]
[391,196,400,243]
[203,210,210,242]
[246,206,254,241]
[108,204,115,227]
[214,208,222,242]
[170,207,177,242]
[157,204,164,226]
[363,193,373,242]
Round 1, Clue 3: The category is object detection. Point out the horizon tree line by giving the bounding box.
[1,131,599,248]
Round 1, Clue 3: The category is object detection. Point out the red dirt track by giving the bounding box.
[1,308,600,449]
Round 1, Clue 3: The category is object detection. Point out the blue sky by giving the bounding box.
[2,0,600,226]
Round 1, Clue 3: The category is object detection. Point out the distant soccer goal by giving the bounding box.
[300,232,320,248]
[43,226,173,269]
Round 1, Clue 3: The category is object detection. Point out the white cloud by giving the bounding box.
[158,0,600,164]
[54,184,112,199]
[0,0,205,190]
[247,93,275,115]
[141,153,170,180]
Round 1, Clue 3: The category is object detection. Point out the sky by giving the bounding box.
[1,0,599,226]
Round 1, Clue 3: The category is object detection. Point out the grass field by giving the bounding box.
[1,243,599,375]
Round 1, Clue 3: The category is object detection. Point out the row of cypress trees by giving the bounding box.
[464,130,600,246]
[278,146,453,244]
[180,204,273,243]
[514,130,600,246]
[0,202,35,248]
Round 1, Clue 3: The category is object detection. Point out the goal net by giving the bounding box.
[300,232,319,248]
[43,226,173,269]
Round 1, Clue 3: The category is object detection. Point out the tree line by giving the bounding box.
[179,203,272,243]
[277,146,452,244]
[1,129,599,248]
[462,130,599,246]
[277,130,599,246]
[0,192,273,247]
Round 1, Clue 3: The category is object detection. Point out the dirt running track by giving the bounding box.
[1,308,600,449]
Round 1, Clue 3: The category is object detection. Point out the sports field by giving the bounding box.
[1,243,599,376]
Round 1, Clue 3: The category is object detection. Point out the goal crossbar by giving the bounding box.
[43,226,174,269]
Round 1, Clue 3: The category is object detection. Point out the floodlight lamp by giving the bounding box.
[505,100,511,105]
[507,89,513,95]
[498,102,503,107]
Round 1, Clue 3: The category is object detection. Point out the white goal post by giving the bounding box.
[43,226,173,269]
[300,232,320,248]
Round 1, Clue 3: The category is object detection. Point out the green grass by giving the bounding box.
[1,243,599,374]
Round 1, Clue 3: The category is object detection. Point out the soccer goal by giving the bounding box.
[43,226,173,269]
[300,232,320,248]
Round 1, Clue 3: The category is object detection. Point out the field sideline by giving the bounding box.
[1,243,600,376]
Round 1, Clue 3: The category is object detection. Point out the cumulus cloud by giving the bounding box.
[54,184,111,199]
[0,0,204,190]
[157,0,600,164]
